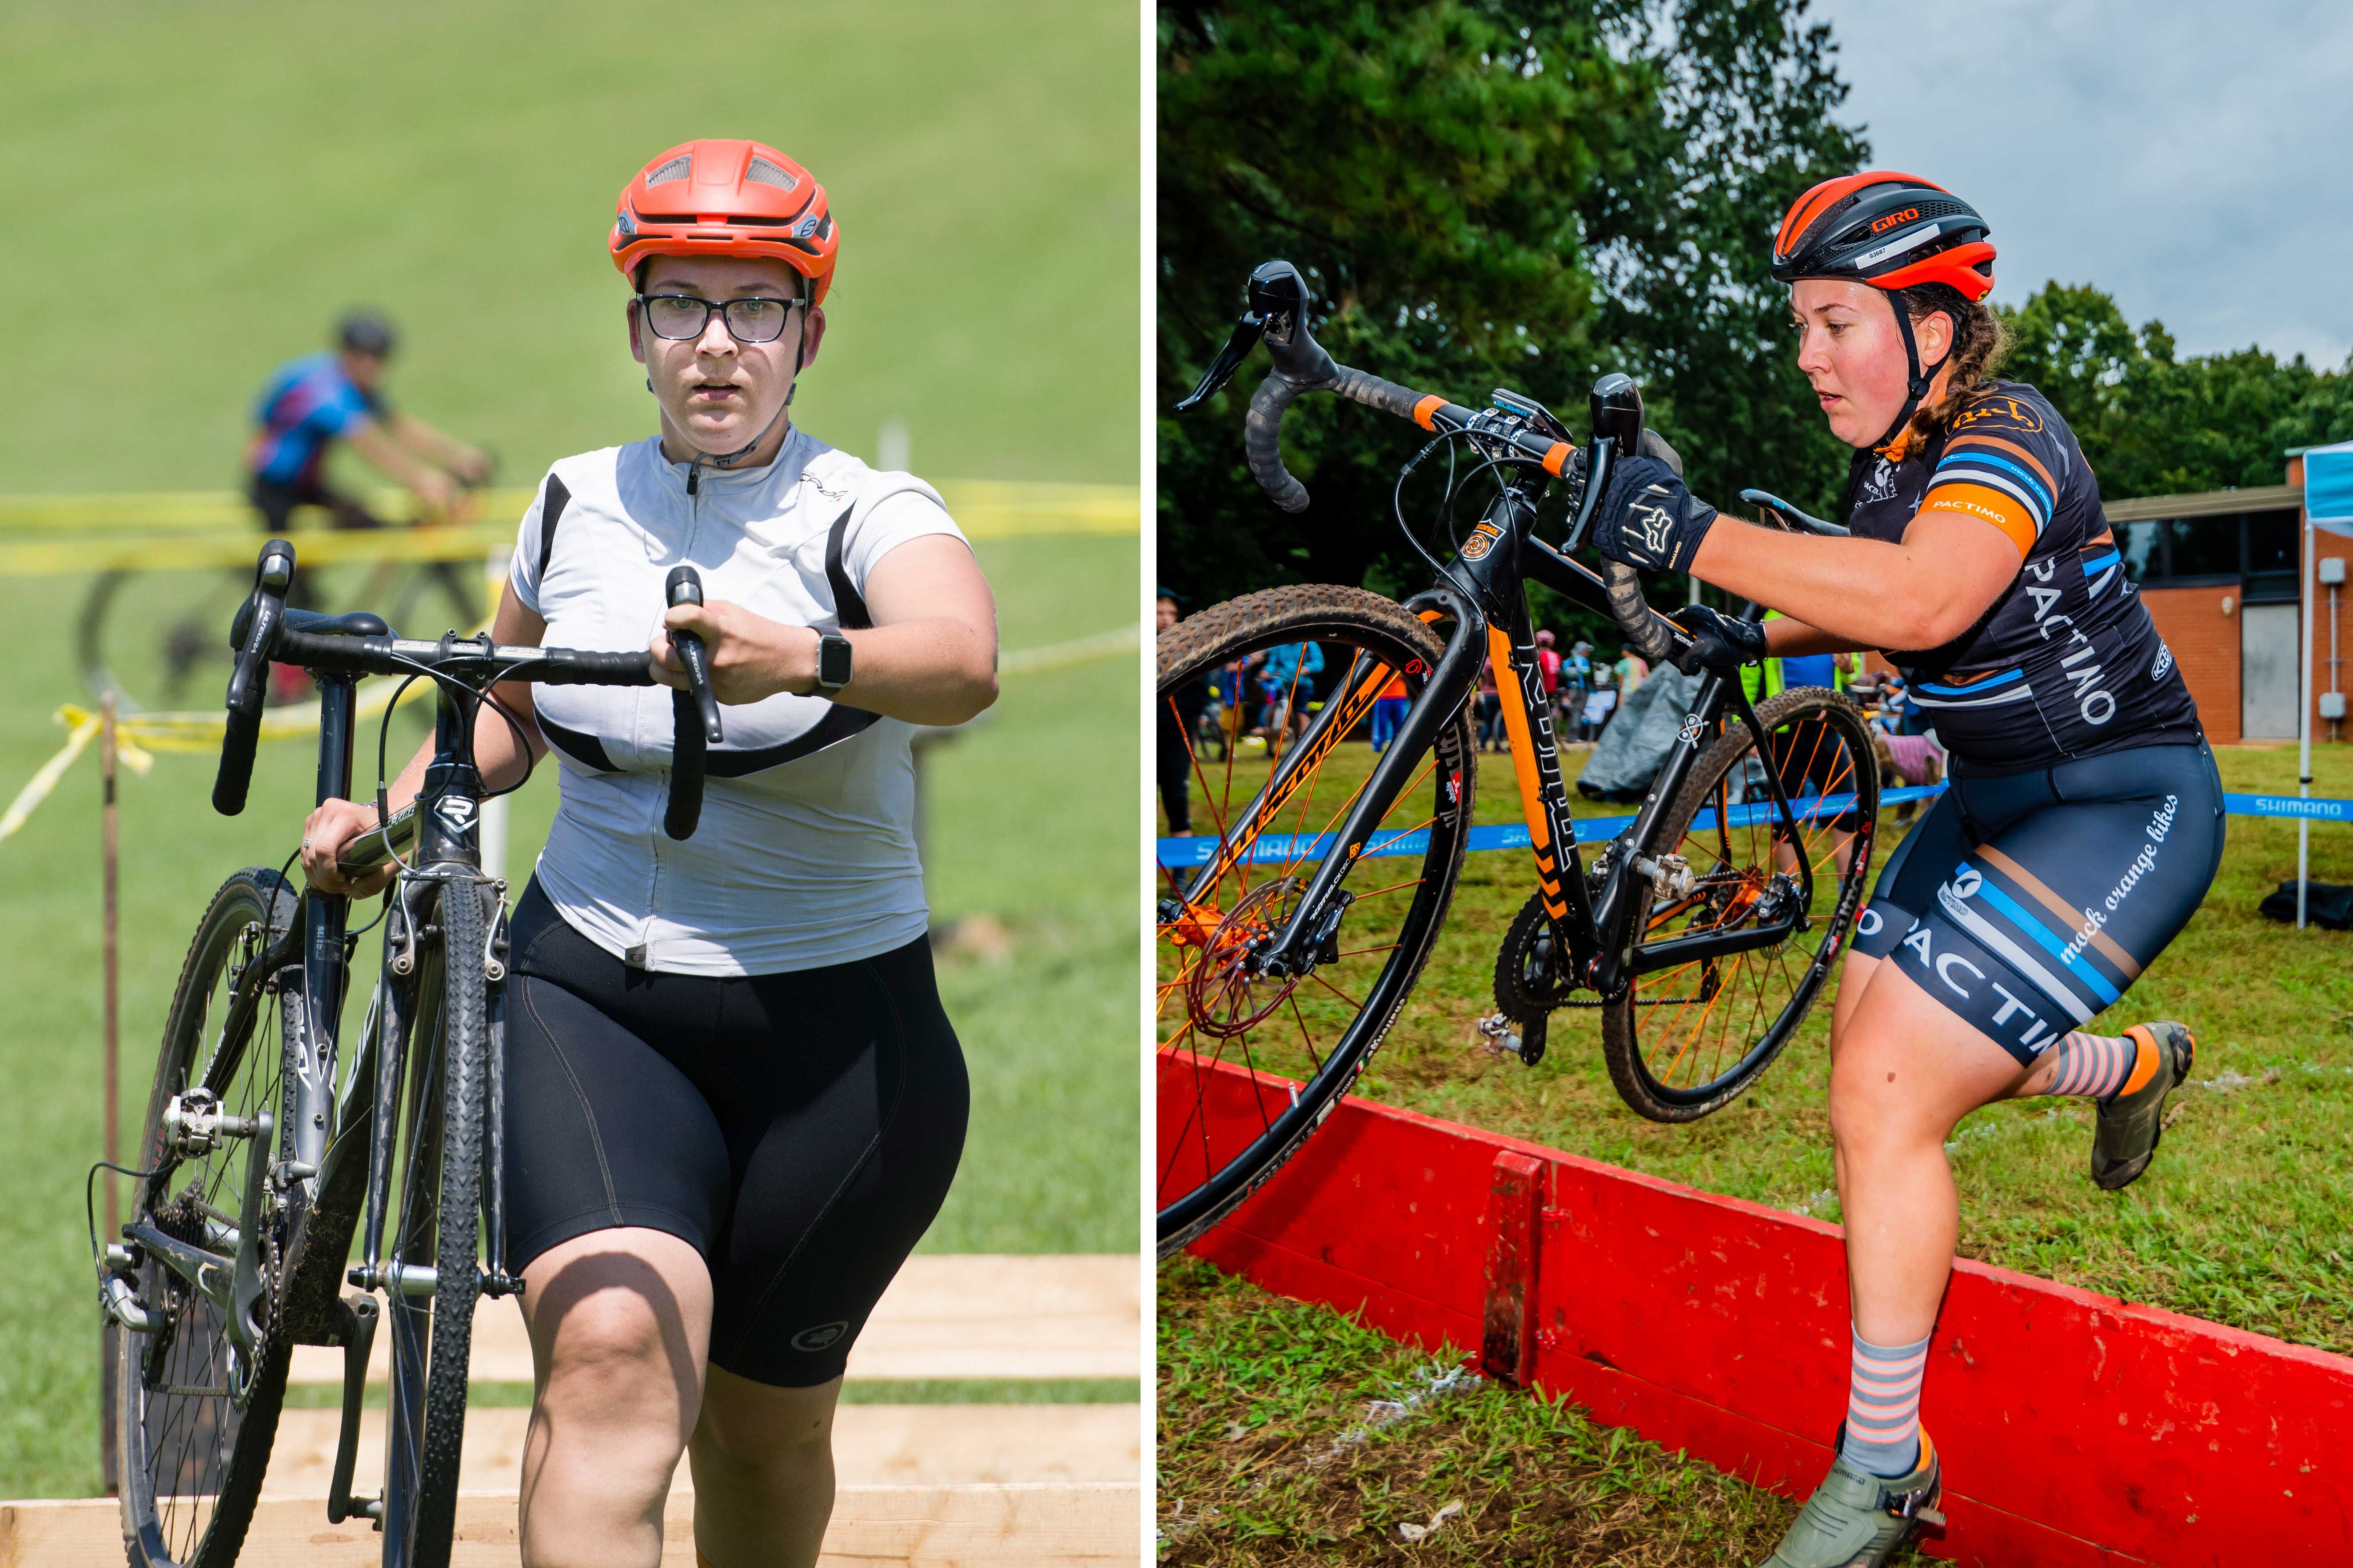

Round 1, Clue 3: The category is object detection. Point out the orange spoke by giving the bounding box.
[1349,876,1428,903]
[1284,992,1326,1077]
[1306,971,1366,1013]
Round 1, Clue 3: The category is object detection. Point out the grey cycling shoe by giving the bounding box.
[1759,1426,1942,1568]
[2091,1021,2195,1192]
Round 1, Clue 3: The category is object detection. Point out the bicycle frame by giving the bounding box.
[1179,468,1818,1006]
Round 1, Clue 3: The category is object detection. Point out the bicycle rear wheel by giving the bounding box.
[1155,586,1474,1258]
[1601,687,1878,1121]
[117,869,300,1568]
[379,881,489,1568]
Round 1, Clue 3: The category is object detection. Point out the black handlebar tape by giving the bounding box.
[213,539,297,816]
[664,566,724,745]
[663,688,706,841]
[537,648,661,683]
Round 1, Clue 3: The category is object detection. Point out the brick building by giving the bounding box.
[2102,458,2351,745]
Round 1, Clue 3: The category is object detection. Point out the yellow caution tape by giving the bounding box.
[0,714,100,844]
[0,480,1136,577]
[1,619,1136,849]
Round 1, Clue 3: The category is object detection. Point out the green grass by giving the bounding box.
[1160,736,2353,1356]
[0,0,1137,489]
[1157,1257,1898,1566]
[0,531,1137,1498]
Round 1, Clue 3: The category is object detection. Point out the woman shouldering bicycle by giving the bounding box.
[1581,171,2220,1566]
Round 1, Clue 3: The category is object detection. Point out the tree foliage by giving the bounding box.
[2002,282,2353,499]
[1158,0,1866,616]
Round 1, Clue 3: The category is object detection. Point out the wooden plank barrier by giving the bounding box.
[0,1484,1141,1567]
[287,1254,1139,1386]
[1171,1059,2353,1565]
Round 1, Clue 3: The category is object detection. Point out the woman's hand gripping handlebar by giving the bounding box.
[215,541,720,885]
[1174,260,1684,666]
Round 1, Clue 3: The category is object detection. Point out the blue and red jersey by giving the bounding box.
[247,353,388,487]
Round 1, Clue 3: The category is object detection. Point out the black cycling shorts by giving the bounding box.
[1847,741,2224,1065]
[500,882,969,1386]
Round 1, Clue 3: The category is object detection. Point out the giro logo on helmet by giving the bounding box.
[1870,207,1921,234]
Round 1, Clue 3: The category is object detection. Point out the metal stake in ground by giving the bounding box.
[98,690,120,1495]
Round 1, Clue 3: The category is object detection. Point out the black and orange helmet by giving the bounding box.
[1771,171,1994,302]
[610,139,838,307]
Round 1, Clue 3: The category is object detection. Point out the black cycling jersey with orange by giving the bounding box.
[1841,380,2201,770]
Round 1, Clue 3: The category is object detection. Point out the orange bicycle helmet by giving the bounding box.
[1771,171,1994,301]
[610,139,838,306]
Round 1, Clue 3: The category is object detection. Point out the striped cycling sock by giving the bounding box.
[1839,1326,1929,1477]
[2045,1027,2158,1100]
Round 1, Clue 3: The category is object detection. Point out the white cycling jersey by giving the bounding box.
[506,426,966,976]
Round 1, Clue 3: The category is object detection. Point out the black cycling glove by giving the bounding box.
[1591,455,1719,574]
[1668,603,1767,677]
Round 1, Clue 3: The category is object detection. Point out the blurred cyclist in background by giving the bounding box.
[247,311,493,621]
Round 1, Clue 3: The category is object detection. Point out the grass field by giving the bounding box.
[1157,1258,1913,1567]
[1159,735,2353,1355]
[0,0,1138,489]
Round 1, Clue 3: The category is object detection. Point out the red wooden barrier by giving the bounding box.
[1167,1060,2353,1566]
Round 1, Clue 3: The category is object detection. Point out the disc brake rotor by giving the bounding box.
[1184,878,1304,1039]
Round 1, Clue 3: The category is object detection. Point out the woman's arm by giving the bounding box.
[1689,507,2019,653]
[300,583,549,895]
[1763,616,1871,658]
[650,533,999,727]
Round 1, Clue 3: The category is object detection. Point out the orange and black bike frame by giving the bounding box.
[1180,432,1817,1002]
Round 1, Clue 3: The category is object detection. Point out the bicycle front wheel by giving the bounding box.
[379,880,489,1568]
[1155,586,1475,1258]
[117,868,300,1568]
[1601,687,1878,1121]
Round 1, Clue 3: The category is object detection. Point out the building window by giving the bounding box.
[2113,510,2301,600]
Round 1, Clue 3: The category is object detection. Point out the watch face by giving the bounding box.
[819,634,853,688]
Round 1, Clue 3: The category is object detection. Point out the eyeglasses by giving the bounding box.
[635,294,806,344]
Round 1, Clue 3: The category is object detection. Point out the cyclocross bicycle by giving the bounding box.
[93,538,722,1567]
[1156,261,1880,1257]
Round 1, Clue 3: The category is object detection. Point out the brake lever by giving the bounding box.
[1176,313,1267,411]
[665,566,724,745]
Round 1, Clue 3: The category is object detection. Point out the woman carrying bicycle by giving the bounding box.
[1580,172,2221,1566]
[302,138,996,1568]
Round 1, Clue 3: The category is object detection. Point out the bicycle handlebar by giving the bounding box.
[1178,260,1682,665]
[213,541,715,846]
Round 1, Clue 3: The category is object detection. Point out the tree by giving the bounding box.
[2000,281,2353,499]
[1158,0,1867,621]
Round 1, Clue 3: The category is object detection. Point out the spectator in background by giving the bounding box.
[1255,639,1324,752]
[1535,628,1563,707]
[1477,656,1504,751]
[1615,645,1648,701]
[1156,590,1205,834]
[1369,665,1410,752]
[1581,656,1617,739]
[1562,640,1594,741]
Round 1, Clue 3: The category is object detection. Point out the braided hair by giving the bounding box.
[1889,283,2012,454]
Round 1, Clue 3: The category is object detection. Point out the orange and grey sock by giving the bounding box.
[2045,1026,2158,1100]
[1839,1326,1929,1477]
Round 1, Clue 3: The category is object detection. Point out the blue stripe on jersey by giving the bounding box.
[1966,870,2124,1006]
[2082,550,2122,577]
[1919,669,2024,696]
[1934,451,2054,517]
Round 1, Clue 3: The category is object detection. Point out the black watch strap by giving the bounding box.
[817,632,853,692]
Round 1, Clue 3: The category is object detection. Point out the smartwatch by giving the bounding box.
[816,632,853,693]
